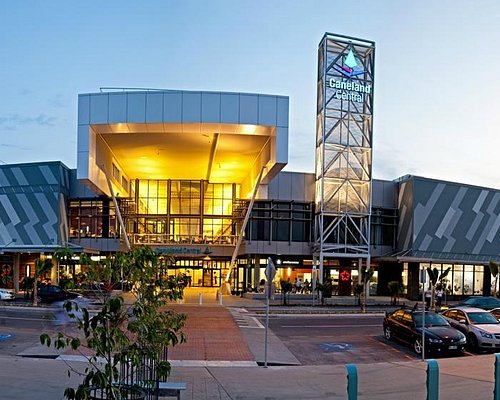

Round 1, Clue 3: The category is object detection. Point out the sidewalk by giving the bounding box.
[0,289,492,399]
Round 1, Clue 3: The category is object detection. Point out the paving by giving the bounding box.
[0,289,496,399]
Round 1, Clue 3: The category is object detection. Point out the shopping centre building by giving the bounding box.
[0,33,499,299]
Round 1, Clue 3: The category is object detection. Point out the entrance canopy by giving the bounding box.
[77,89,289,198]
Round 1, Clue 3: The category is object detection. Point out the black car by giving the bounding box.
[37,285,80,303]
[383,307,467,355]
[458,296,500,310]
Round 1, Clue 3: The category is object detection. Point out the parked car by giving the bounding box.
[0,288,14,300]
[383,307,466,355]
[457,296,500,310]
[37,284,80,303]
[490,308,500,321]
[442,306,500,352]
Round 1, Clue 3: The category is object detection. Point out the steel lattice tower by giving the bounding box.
[314,33,375,280]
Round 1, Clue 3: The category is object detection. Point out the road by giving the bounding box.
[262,313,469,365]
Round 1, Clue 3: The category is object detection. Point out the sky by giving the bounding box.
[1,0,500,188]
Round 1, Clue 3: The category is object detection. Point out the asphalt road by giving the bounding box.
[263,313,470,365]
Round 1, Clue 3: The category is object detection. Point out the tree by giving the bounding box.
[490,261,500,297]
[33,257,53,306]
[359,268,374,313]
[426,266,450,310]
[54,246,75,284]
[40,246,187,399]
[316,277,333,305]
[388,281,405,305]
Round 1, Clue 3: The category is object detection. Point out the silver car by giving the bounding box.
[442,306,500,352]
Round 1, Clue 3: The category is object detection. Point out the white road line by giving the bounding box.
[0,316,48,322]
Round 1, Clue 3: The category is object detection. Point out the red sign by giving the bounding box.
[340,270,351,282]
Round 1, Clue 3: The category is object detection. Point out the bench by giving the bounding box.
[158,381,187,399]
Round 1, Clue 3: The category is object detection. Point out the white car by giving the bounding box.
[0,288,14,300]
[442,306,500,352]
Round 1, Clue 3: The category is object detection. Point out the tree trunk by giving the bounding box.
[33,280,38,306]
[360,285,366,313]
[431,285,436,310]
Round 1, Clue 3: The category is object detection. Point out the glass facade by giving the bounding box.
[69,199,117,238]
[246,200,313,242]
[420,262,484,296]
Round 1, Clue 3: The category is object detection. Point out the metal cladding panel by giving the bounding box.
[410,177,500,258]
[397,178,414,252]
[146,92,163,122]
[268,172,315,202]
[258,95,277,126]
[201,93,221,123]
[78,95,90,125]
[127,92,146,123]
[163,92,183,122]
[372,179,397,208]
[182,92,202,123]
[239,94,258,125]
[108,93,127,123]
[0,162,69,247]
[276,97,289,127]
[220,93,239,123]
[89,94,109,124]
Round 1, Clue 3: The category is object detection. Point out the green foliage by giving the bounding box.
[388,281,405,305]
[40,246,187,399]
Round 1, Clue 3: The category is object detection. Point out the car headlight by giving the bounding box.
[459,337,467,344]
[427,338,444,344]
[479,331,493,339]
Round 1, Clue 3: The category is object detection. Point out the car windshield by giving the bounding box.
[467,312,499,324]
[414,313,449,327]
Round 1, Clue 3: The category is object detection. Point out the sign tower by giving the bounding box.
[314,33,375,284]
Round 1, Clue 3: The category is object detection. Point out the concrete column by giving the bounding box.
[253,255,260,289]
[51,260,59,285]
[13,253,20,294]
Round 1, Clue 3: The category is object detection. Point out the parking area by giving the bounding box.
[263,313,473,365]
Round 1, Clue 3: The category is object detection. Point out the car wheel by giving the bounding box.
[414,338,423,355]
[384,326,392,340]
[467,333,479,352]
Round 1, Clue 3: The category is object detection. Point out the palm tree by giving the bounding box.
[426,266,450,310]
[33,257,53,306]
[489,261,500,297]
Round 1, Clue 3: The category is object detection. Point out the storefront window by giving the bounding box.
[463,265,474,295]
[452,265,464,295]
[474,265,483,295]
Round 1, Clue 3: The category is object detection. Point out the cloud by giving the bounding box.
[0,114,56,129]
[48,94,67,109]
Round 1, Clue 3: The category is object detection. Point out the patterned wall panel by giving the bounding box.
[0,162,70,247]
[398,176,500,260]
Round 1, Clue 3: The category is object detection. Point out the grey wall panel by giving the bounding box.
[239,94,258,125]
[78,95,90,125]
[146,92,163,122]
[258,95,277,126]
[397,179,414,252]
[372,179,398,208]
[268,172,315,202]
[163,92,182,122]
[182,92,202,123]
[89,94,109,124]
[399,176,500,259]
[201,93,221,123]
[108,93,127,123]
[220,93,239,123]
[0,162,69,247]
[127,93,146,123]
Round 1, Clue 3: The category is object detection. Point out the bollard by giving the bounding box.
[218,291,223,305]
[494,353,500,400]
[426,359,439,400]
[346,363,358,400]
[198,292,202,305]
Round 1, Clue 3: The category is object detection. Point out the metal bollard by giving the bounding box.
[346,364,358,400]
[426,359,439,400]
[198,292,202,305]
[218,291,223,305]
[494,353,500,400]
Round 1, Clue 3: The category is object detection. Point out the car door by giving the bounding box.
[399,311,416,344]
[388,310,405,340]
